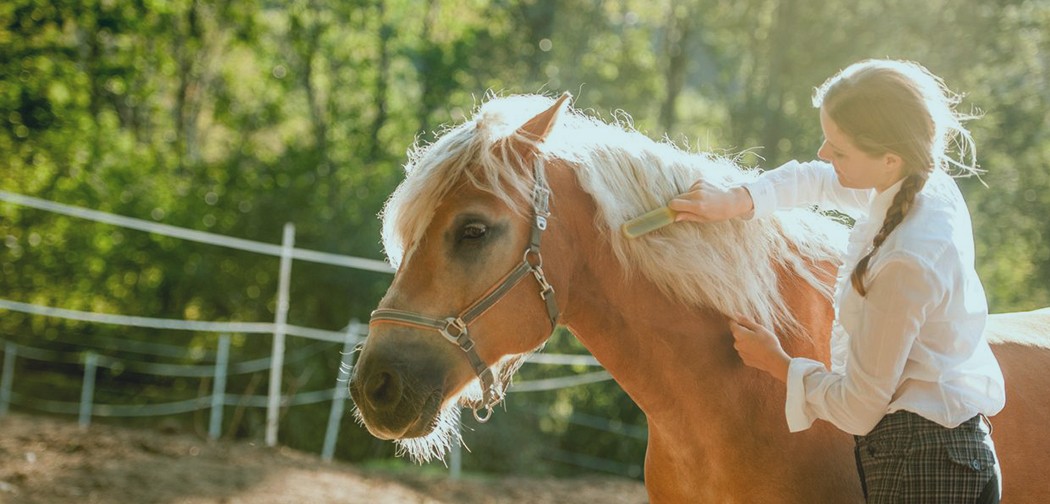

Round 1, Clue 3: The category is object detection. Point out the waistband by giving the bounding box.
[856,410,988,444]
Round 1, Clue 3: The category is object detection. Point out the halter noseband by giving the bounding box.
[369,164,560,422]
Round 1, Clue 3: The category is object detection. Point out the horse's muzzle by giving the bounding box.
[349,359,444,440]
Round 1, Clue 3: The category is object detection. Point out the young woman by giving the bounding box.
[669,59,1005,503]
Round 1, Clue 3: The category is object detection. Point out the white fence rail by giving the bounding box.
[0,190,393,273]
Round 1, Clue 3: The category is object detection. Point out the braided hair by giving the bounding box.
[850,173,927,296]
[813,60,980,296]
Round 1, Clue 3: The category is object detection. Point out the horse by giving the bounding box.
[348,93,1050,502]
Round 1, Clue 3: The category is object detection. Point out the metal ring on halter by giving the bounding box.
[523,247,542,268]
[473,404,494,423]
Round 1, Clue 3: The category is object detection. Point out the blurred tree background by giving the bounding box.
[2,0,1048,480]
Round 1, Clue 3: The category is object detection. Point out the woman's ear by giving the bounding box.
[883,152,905,177]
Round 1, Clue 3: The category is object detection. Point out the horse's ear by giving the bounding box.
[518,92,571,143]
[508,92,571,159]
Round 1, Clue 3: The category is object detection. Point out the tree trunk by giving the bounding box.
[659,3,696,133]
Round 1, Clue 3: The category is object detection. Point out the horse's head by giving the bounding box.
[349,94,572,461]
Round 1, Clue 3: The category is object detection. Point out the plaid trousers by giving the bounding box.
[853,410,1000,503]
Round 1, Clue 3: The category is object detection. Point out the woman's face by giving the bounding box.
[817,108,903,192]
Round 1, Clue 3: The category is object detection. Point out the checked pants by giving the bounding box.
[854,410,1000,503]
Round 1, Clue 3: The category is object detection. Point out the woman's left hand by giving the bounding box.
[729,315,791,383]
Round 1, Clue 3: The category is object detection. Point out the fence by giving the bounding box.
[0,189,640,476]
[0,312,363,462]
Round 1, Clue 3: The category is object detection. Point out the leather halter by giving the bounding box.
[369,164,560,422]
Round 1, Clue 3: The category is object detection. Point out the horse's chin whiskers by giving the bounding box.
[456,379,485,406]
[394,404,463,464]
[350,406,367,427]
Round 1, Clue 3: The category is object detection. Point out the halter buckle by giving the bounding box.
[532,185,551,214]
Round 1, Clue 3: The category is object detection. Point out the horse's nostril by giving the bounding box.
[365,370,402,410]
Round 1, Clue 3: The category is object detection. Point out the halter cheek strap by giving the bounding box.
[369,165,559,423]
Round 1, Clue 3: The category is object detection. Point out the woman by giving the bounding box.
[669,59,1005,502]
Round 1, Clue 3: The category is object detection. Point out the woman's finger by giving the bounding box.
[667,198,689,212]
[732,315,762,331]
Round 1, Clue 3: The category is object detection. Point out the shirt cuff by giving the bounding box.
[741,159,805,220]
[741,174,777,221]
[785,357,823,432]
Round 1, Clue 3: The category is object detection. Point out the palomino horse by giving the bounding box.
[348,93,1050,502]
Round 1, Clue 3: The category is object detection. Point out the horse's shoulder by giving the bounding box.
[986,307,1050,348]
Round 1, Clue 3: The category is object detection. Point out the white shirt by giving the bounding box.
[745,160,1006,436]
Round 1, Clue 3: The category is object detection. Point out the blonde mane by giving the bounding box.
[381,94,847,335]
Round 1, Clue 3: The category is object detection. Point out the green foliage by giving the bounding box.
[2,0,1048,480]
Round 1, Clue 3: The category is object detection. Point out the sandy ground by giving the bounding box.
[0,413,648,504]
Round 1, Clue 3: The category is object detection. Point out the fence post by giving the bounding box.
[209,333,231,441]
[322,319,360,462]
[450,437,462,479]
[79,352,98,429]
[266,222,295,447]
[0,342,15,417]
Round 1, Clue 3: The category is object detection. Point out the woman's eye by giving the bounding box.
[462,223,488,240]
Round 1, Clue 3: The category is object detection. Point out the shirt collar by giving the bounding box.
[866,177,907,229]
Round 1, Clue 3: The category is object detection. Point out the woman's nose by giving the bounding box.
[816,141,830,162]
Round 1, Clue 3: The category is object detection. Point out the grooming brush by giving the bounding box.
[621,206,678,239]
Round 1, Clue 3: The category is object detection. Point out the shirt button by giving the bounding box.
[971,459,983,470]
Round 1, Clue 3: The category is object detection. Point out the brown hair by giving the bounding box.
[813,60,979,296]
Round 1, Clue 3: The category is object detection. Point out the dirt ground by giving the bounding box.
[0,413,648,504]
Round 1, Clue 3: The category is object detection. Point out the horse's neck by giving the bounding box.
[547,163,840,497]
[550,165,747,413]
[547,163,832,420]
[562,272,741,417]
[559,238,780,422]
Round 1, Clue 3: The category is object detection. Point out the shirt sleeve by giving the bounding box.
[784,254,941,434]
[743,160,872,220]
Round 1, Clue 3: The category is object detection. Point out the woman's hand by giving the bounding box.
[668,179,754,223]
[729,315,791,383]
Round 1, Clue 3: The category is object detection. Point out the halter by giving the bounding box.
[369,164,560,422]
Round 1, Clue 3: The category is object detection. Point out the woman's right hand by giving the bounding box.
[668,179,755,223]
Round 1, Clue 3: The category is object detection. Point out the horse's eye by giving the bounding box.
[462,222,488,240]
